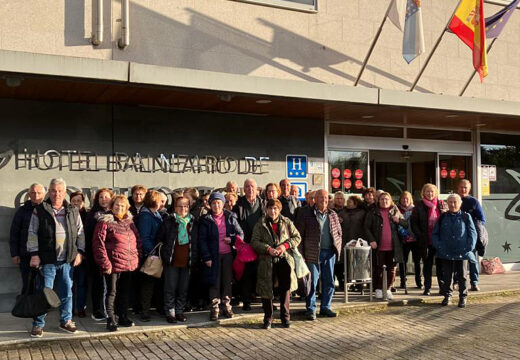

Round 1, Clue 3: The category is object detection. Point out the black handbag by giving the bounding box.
[11,269,61,318]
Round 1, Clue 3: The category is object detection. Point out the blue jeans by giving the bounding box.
[306,249,336,314]
[468,250,479,285]
[33,261,74,328]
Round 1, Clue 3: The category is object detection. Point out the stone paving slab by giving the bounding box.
[0,272,518,346]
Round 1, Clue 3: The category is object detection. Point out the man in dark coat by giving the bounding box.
[9,183,45,294]
[279,179,301,221]
[296,189,342,320]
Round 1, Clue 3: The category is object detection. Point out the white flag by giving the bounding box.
[387,0,407,31]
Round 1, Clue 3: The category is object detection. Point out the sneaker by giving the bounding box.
[441,296,451,306]
[305,311,316,321]
[470,284,480,291]
[175,314,187,322]
[458,297,467,308]
[59,320,77,334]
[375,289,383,299]
[91,311,106,321]
[390,287,397,293]
[262,321,272,329]
[423,289,431,296]
[107,318,118,332]
[30,326,43,338]
[319,308,337,317]
[386,290,394,301]
[140,311,151,322]
[118,316,135,327]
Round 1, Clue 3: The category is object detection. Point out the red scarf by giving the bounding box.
[422,198,439,245]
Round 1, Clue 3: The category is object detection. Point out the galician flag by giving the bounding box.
[448,0,488,81]
[387,0,407,31]
[403,0,425,63]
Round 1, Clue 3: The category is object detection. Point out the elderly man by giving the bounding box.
[279,179,301,221]
[10,183,46,294]
[432,194,476,308]
[296,189,342,320]
[232,179,263,310]
[27,178,85,338]
[458,179,486,291]
[225,181,239,194]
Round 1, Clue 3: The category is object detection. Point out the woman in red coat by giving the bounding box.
[93,195,141,331]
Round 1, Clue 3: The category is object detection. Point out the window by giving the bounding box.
[328,151,368,195]
[234,0,317,12]
[407,128,471,142]
[438,154,472,194]
[329,123,404,138]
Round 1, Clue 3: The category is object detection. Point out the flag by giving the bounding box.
[403,0,425,63]
[387,0,407,31]
[486,0,520,38]
[448,0,488,81]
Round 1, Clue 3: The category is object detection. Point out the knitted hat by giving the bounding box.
[209,192,226,204]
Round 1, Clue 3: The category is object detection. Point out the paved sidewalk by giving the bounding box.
[1,272,519,346]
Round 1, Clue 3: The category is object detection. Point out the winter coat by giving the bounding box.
[339,207,366,261]
[279,195,301,221]
[364,205,406,264]
[9,200,36,258]
[198,210,244,286]
[295,206,342,264]
[233,196,263,242]
[157,213,197,268]
[432,211,477,261]
[93,212,141,273]
[251,216,301,299]
[410,199,448,258]
[135,206,163,255]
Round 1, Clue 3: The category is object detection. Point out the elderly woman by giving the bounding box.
[410,184,448,295]
[157,196,195,323]
[198,192,244,321]
[93,195,141,331]
[432,194,476,308]
[251,199,301,329]
[129,185,147,217]
[364,192,407,300]
[397,191,420,289]
[135,190,164,322]
[332,192,346,214]
[84,188,114,321]
[224,192,238,211]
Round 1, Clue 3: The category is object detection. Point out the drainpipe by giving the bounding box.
[91,0,103,46]
[118,0,130,49]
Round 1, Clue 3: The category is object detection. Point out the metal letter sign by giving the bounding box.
[286,155,307,179]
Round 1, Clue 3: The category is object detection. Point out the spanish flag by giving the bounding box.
[448,0,488,81]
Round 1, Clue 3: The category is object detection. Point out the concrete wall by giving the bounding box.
[0,98,324,312]
[0,0,518,101]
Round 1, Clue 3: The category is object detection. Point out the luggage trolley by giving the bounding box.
[343,240,373,303]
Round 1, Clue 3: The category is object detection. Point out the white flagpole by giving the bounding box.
[409,0,462,91]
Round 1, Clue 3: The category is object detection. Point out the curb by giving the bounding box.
[2,288,520,348]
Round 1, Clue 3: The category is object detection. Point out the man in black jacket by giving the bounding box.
[279,179,301,221]
[9,183,45,294]
[27,178,85,338]
[232,178,263,310]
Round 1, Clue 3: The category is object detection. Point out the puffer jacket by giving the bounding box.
[135,206,163,255]
[295,206,342,264]
[93,212,141,274]
[251,216,301,299]
[364,205,406,264]
[432,211,477,261]
[198,210,244,286]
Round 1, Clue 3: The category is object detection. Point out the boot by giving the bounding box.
[210,308,219,321]
[107,317,118,332]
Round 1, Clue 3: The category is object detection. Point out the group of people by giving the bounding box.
[9,176,485,338]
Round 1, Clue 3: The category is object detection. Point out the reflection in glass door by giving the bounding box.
[438,154,472,194]
[328,150,368,194]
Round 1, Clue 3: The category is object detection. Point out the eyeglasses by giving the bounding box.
[175,205,190,208]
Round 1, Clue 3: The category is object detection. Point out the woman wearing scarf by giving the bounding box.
[157,196,195,323]
[410,184,448,296]
[397,191,420,289]
[93,195,141,331]
[364,192,406,300]
[251,199,301,329]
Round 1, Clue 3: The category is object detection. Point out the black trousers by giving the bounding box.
[140,272,164,313]
[104,272,131,320]
[262,258,292,323]
[423,246,444,292]
[398,241,422,287]
[88,259,106,314]
[441,259,468,298]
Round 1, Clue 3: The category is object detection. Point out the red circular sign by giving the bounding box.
[459,170,466,179]
[449,169,457,179]
[343,169,352,179]
[441,162,448,169]
[331,168,340,178]
[344,179,352,189]
[441,169,448,179]
[332,179,341,189]
[355,180,363,189]
[355,169,363,179]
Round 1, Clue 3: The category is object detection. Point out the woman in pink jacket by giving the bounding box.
[93,195,142,332]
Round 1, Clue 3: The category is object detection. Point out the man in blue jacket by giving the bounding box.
[458,179,485,291]
[432,194,477,308]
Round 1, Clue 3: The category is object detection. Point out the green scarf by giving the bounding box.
[176,215,191,245]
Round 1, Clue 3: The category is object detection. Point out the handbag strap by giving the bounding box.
[150,242,163,256]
